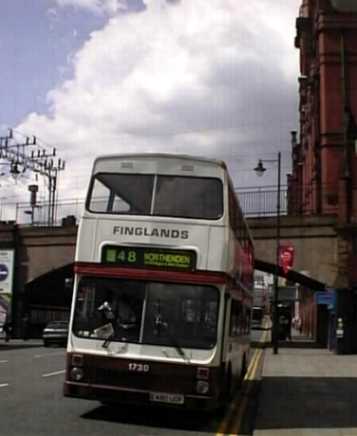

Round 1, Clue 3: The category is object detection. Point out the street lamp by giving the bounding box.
[254,152,281,354]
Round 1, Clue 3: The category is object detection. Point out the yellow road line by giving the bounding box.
[244,348,259,380]
[230,330,269,434]
[216,326,269,435]
[246,349,262,381]
[227,396,249,436]
[228,349,263,435]
[216,348,261,432]
[216,382,249,436]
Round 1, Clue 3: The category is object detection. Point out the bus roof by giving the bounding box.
[92,153,227,171]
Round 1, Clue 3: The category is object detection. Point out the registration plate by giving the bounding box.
[149,392,184,405]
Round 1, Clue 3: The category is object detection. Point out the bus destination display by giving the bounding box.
[102,245,196,271]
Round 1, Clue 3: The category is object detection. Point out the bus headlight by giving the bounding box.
[70,367,84,382]
[196,380,209,394]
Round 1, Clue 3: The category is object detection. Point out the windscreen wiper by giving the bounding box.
[102,331,115,348]
[166,329,190,363]
[154,300,190,363]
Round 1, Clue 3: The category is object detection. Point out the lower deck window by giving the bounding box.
[73,277,219,349]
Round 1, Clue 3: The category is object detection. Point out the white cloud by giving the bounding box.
[17,0,300,204]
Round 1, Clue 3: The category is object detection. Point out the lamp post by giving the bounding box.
[254,152,281,354]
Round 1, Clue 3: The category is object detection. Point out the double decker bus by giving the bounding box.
[64,154,254,410]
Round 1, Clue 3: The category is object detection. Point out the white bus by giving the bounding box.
[64,154,254,410]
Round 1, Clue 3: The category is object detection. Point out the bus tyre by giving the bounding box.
[240,355,247,384]
[217,365,232,413]
[225,365,233,401]
[100,401,114,407]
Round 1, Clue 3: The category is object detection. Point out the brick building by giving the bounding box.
[290,0,357,288]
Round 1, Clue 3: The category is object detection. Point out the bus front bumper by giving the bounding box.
[63,381,220,411]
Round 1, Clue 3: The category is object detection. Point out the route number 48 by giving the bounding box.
[117,250,137,263]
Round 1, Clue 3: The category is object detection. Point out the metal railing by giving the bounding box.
[0,184,341,226]
[236,186,288,217]
[237,183,342,217]
[1,198,85,226]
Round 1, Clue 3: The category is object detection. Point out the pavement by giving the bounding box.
[253,332,357,436]
[0,338,44,350]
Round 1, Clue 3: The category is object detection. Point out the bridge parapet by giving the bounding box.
[248,215,339,287]
[0,216,340,290]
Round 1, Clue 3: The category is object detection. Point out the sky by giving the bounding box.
[0,0,301,219]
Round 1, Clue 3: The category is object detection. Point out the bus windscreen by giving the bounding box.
[87,174,223,219]
[73,277,219,349]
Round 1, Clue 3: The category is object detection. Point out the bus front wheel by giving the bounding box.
[224,365,233,401]
[240,355,247,384]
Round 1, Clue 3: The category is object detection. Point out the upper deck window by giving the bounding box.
[154,176,222,219]
[88,174,153,215]
[87,173,223,220]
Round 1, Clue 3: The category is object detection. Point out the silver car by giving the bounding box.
[42,320,69,347]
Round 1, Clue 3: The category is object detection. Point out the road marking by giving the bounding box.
[228,329,269,435]
[229,349,263,434]
[34,352,64,359]
[216,324,270,435]
[244,348,259,380]
[0,360,8,363]
[228,395,249,436]
[42,369,65,378]
[0,383,9,388]
[246,349,262,381]
[231,350,263,434]
[216,348,262,435]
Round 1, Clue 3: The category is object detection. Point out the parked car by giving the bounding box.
[42,320,69,347]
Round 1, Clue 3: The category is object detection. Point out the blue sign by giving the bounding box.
[0,250,14,294]
[0,264,8,282]
[315,291,335,307]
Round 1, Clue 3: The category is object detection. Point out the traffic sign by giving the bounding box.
[0,264,8,282]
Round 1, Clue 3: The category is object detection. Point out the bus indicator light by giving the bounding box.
[197,367,210,380]
[71,354,84,367]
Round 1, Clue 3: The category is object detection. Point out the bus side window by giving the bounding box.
[229,300,242,337]
[229,186,241,240]
[245,308,251,334]
[228,187,236,233]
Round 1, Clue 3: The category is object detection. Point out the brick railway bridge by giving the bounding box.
[0,213,343,337]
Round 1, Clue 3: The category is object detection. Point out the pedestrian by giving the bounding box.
[22,314,29,340]
[3,320,12,342]
[296,317,302,334]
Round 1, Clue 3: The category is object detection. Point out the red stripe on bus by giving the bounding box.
[73,262,228,285]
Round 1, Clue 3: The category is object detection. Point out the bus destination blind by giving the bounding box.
[102,245,196,271]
